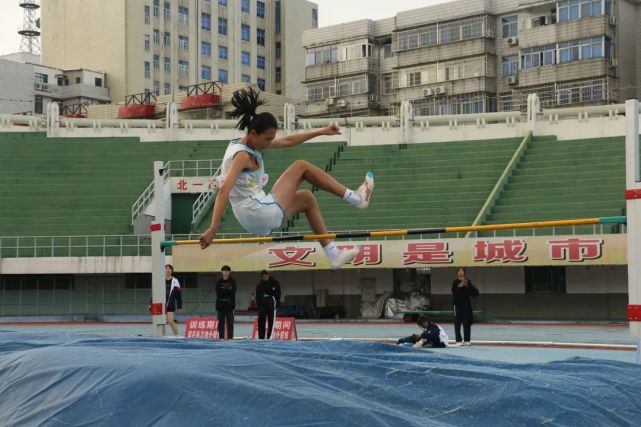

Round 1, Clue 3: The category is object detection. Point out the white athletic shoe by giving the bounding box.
[329,246,361,270]
[463,342,471,346]
[355,172,374,209]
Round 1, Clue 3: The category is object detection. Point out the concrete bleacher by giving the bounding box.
[286,138,523,234]
[484,136,626,235]
[0,133,229,237]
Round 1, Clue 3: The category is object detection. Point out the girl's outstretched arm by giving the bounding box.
[199,151,250,249]
[269,124,341,149]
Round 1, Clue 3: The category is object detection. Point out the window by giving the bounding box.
[408,71,421,86]
[144,5,150,24]
[178,6,189,24]
[502,55,518,77]
[164,2,170,20]
[164,32,171,46]
[153,54,160,70]
[344,43,373,60]
[257,1,265,18]
[35,72,48,83]
[312,8,318,28]
[179,60,189,75]
[275,42,281,59]
[257,55,266,69]
[95,77,102,87]
[164,57,171,73]
[179,85,188,92]
[75,76,81,84]
[153,80,160,95]
[34,95,43,114]
[218,17,228,35]
[525,267,566,294]
[257,78,266,91]
[219,45,228,60]
[241,74,251,83]
[558,40,580,63]
[144,34,150,51]
[202,13,211,31]
[219,0,227,6]
[202,65,212,80]
[521,44,556,68]
[218,69,228,83]
[241,0,250,13]
[275,66,281,82]
[580,36,603,60]
[153,29,160,45]
[241,24,250,41]
[179,35,189,50]
[257,28,265,46]
[153,0,159,17]
[144,61,151,78]
[164,83,171,95]
[558,0,603,22]
[502,15,518,38]
[383,44,393,58]
[275,1,281,33]
[202,41,211,56]
[241,51,251,65]
[306,44,338,66]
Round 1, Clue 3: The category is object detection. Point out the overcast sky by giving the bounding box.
[0,0,449,57]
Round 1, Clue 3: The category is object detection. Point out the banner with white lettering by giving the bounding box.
[174,235,626,272]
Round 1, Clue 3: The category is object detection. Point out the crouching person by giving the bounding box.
[397,315,449,348]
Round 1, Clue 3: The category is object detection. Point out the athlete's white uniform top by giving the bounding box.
[218,139,285,235]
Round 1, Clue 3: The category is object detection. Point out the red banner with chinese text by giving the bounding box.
[185,317,219,340]
[251,317,298,340]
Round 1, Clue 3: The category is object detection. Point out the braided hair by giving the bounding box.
[230,87,278,133]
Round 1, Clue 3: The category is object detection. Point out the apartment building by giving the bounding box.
[302,0,634,117]
[41,0,317,103]
[0,53,110,116]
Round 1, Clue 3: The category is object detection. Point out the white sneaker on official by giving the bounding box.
[464,342,471,346]
[329,246,361,270]
[355,172,374,209]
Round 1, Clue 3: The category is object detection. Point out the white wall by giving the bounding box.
[566,266,628,294]
[0,59,34,114]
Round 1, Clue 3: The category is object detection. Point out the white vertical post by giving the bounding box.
[151,161,167,336]
[625,99,641,363]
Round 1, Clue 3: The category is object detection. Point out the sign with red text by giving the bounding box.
[174,235,626,272]
[251,317,298,340]
[170,177,217,194]
[185,317,219,339]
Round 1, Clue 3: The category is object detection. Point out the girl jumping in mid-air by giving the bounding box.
[199,88,374,269]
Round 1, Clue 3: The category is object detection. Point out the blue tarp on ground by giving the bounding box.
[1,331,640,427]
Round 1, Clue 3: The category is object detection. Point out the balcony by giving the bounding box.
[305,58,377,82]
[518,15,613,49]
[517,57,613,87]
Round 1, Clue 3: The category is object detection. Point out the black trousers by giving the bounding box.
[217,310,234,340]
[257,300,275,339]
[454,320,472,342]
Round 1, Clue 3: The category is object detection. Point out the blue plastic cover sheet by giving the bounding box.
[1,331,640,427]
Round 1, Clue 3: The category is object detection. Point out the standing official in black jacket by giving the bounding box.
[452,267,479,345]
[256,270,281,339]
[216,265,236,340]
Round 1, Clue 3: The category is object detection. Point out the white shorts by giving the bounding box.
[231,192,286,235]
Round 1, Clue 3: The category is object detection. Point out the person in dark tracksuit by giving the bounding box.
[165,264,182,337]
[256,270,281,339]
[397,316,448,348]
[215,265,237,340]
[452,267,479,346]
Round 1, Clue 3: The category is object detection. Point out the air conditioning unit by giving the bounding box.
[610,58,619,67]
[433,86,447,95]
[422,88,432,97]
[368,93,378,102]
[42,84,49,92]
[609,15,617,26]
[326,97,335,106]
[336,99,347,108]
[507,76,518,85]
[507,36,519,46]
[35,82,42,90]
